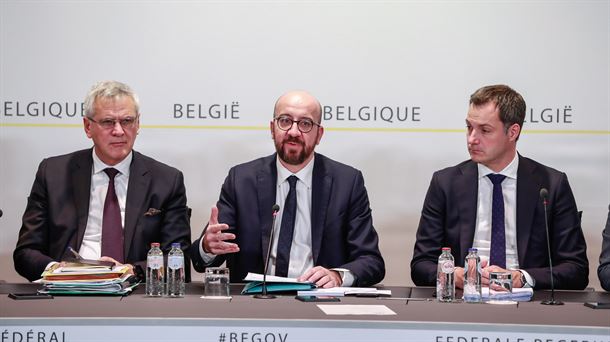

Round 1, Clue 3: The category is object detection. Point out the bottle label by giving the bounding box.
[147,255,163,269]
[168,255,184,270]
[441,260,455,274]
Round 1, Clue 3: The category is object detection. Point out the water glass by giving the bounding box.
[204,267,230,298]
[489,271,513,302]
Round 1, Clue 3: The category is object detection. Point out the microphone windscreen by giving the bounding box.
[272,204,280,213]
[539,188,549,200]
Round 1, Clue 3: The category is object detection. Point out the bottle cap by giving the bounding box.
[151,242,160,248]
[441,247,451,251]
[468,247,478,252]
[171,242,181,248]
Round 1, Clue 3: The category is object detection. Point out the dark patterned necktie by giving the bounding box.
[276,175,298,277]
[101,168,124,263]
[487,174,506,269]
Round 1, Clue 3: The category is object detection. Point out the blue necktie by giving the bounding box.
[276,175,298,277]
[101,168,124,263]
[487,174,506,269]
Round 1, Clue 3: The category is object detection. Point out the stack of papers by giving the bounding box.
[39,264,139,295]
[241,273,316,294]
[481,287,533,302]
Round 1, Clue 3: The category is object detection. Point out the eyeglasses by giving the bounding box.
[88,116,138,130]
[275,115,321,133]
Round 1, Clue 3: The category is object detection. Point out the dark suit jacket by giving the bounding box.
[13,148,192,282]
[598,205,610,291]
[190,153,385,287]
[411,155,588,290]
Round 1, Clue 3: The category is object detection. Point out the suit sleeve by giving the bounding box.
[339,171,385,287]
[189,168,236,273]
[134,170,192,281]
[522,173,589,290]
[411,172,446,286]
[598,206,610,291]
[13,159,56,282]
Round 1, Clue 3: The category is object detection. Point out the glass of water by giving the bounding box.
[204,267,230,298]
[489,271,513,302]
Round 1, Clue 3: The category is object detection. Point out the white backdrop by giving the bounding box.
[1,0,608,289]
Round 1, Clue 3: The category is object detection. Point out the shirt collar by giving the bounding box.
[477,151,519,180]
[92,149,133,177]
[276,155,315,189]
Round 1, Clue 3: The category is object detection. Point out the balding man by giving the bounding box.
[190,91,385,288]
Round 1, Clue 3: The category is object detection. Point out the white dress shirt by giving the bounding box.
[78,150,132,260]
[472,152,534,286]
[269,157,315,277]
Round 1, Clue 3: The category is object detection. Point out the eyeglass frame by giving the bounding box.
[274,114,321,133]
[87,115,139,130]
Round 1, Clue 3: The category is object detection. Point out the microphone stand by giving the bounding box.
[254,205,280,299]
[540,190,564,305]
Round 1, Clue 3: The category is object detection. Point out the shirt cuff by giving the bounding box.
[331,268,354,287]
[520,269,535,288]
[198,238,217,264]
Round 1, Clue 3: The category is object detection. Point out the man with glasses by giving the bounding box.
[190,90,385,288]
[14,80,191,282]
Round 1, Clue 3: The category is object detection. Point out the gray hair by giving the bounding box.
[84,81,139,119]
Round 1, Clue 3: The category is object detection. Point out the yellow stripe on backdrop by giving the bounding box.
[1,123,609,135]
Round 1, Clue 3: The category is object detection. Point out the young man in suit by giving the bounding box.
[14,81,191,282]
[190,90,385,288]
[411,84,588,290]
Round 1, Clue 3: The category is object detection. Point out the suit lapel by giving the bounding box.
[71,149,93,253]
[124,151,150,258]
[456,161,478,263]
[258,155,277,263]
[311,154,331,263]
[516,155,540,266]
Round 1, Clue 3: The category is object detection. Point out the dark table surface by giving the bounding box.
[1,283,609,328]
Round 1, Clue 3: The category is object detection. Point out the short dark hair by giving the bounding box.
[470,84,526,134]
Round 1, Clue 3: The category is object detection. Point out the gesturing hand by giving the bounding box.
[202,206,240,255]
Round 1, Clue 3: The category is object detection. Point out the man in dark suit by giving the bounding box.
[190,90,384,288]
[14,81,191,282]
[598,205,610,291]
[411,84,588,290]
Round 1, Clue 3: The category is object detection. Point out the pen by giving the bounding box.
[68,246,83,260]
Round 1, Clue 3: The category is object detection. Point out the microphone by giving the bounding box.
[0,209,3,217]
[254,204,280,299]
[539,188,563,305]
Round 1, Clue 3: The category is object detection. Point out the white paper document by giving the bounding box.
[243,272,305,283]
[317,304,396,315]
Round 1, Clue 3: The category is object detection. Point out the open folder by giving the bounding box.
[241,272,316,294]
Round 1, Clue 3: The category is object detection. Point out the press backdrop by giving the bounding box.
[1,0,608,289]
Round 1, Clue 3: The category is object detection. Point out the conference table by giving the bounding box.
[1,282,608,342]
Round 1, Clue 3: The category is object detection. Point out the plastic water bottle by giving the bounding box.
[166,243,185,297]
[463,248,482,303]
[146,242,164,297]
[436,247,455,302]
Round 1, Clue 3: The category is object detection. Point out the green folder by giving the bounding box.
[241,281,316,294]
